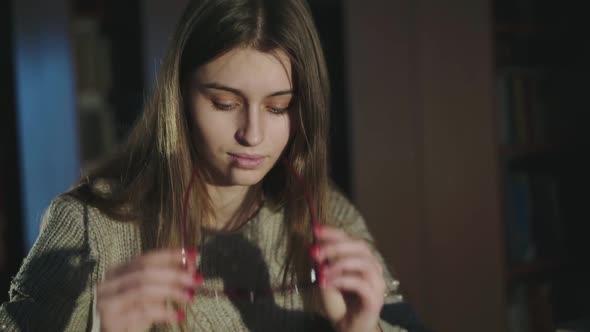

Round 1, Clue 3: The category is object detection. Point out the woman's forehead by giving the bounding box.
[194,47,293,97]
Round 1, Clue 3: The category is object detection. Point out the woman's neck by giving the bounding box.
[205,184,262,231]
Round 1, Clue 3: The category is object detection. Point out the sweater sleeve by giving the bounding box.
[0,195,97,331]
[327,189,407,332]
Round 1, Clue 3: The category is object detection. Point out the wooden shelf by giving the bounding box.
[495,0,590,329]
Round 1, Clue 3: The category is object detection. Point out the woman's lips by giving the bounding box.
[228,153,265,169]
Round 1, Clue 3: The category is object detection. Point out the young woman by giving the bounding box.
[0,0,405,331]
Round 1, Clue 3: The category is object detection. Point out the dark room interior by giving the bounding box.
[1,0,589,331]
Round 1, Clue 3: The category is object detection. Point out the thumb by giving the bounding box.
[320,286,346,322]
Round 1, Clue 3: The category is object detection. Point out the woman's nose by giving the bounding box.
[235,107,264,146]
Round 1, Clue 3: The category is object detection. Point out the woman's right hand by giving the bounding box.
[97,249,203,332]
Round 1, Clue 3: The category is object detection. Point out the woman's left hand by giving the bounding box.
[311,225,385,332]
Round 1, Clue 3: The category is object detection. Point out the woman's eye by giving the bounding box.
[213,102,238,111]
[268,107,289,115]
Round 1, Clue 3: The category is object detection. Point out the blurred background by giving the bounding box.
[1,0,589,331]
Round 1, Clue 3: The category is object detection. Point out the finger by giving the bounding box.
[323,256,381,281]
[324,252,383,278]
[322,257,385,296]
[100,267,201,299]
[324,274,384,310]
[106,249,187,279]
[100,279,194,316]
[314,225,351,243]
[139,249,196,272]
[312,239,372,265]
[119,302,183,330]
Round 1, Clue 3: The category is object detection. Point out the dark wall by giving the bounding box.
[308,1,351,195]
[0,0,25,303]
[102,0,145,139]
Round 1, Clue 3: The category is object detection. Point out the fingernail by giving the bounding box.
[309,245,320,260]
[186,289,195,301]
[176,310,185,321]
[193,273,204,286]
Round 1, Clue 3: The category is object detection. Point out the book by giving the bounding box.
[529,174,564,259]
[504,172,535,265]
[497,70,550,148]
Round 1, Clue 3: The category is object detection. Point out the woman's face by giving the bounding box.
[189,47,293,187]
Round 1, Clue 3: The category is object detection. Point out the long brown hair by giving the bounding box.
[72,0,330,292]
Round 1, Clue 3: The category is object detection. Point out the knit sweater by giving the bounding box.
[0,190,405,331]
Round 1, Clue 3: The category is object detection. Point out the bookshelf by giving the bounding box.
[70,0,144,171]
[494,0,590,331]
[71,13,116,171]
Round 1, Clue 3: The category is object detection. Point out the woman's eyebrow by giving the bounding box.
[200,82,293,97]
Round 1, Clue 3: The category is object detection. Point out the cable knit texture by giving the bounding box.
[0,190,405,331]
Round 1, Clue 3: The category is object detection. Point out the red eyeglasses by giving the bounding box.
[179,156,320,303]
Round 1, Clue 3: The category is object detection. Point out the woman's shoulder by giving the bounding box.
[326,185,363,224]
[41,192,145,261]
[326,185,380,244]
[41,193,114,231]
[39,193,88,232]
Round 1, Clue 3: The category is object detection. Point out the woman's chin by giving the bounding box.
[227,168,267,186]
